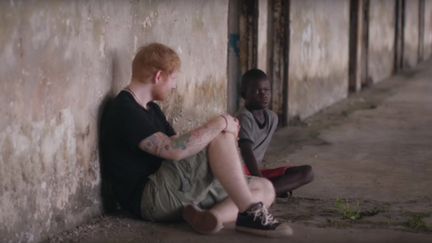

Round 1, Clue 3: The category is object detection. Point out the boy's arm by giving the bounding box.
[238,141,263,177]
[138,115,239,161]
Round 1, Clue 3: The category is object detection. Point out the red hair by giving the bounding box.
[132,43,181,82]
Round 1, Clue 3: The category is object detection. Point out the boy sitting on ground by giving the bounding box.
[238,68,314,198]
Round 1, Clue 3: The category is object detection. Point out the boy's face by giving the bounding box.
[244,79,271,109]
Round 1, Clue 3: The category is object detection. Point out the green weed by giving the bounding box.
[404,214,429,231]
[335,199,362,221]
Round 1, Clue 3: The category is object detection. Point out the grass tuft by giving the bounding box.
[335,199,362,221]
[404,214,429,231]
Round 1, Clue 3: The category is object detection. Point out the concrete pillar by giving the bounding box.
[257,0,269,73]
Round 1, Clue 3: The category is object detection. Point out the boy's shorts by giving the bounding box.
[140,149,228,222]
[243,165,291,180]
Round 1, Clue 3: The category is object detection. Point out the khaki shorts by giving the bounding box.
[140,149,228,222]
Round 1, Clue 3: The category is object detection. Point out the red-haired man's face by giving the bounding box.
[153,72,178,101]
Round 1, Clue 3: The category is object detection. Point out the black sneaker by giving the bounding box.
[235,202,293,238]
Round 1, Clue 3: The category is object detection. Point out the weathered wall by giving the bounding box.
[257,0,269,73]
[368,0,395,83]
[403,0,420,68]
[144,1,229,132]
[0,0,228,242]
[227,0,241,113]
[424,0,432,59]
[288,0,349,119]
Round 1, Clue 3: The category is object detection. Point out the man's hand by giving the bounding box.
[220,114,240,138]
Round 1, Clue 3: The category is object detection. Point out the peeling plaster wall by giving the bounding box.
[227,0,241,113]
[368,0,395,83]
[0,0,228,242]
[257,0,269,73]
[135,1,229,133]
[424,0,432,59]
[404,0,420,68]
[288,0,349,119]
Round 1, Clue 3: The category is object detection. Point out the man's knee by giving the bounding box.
[211,132,236,144]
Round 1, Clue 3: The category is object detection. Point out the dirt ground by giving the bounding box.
[45,60,432,243]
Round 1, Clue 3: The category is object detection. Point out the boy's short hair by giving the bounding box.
[132,43,181,82]
[240,68,268,98]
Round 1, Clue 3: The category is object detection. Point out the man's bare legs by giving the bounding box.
[208,176,275,224]
[183,132,293,237]
[193,132,275,224]
[207,133,271,210]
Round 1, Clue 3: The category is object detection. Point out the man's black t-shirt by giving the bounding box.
[100,91,176,217]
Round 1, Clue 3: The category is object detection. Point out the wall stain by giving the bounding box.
[0,1,228,242]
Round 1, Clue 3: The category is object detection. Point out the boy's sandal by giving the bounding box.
[276,191,293,198]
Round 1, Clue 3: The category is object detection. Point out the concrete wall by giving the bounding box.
[227,0,241,113]
[0,0,228,242]
[288,0,349,119]
[257,0,269,73]
[404,0,420,68]
[368,0,396,83]
[424,0,432,59]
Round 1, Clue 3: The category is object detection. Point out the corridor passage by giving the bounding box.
[47,60,432,243]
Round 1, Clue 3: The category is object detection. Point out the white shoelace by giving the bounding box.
[249,205,279,226]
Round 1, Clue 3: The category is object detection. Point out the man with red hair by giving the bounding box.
[101,43,292,238]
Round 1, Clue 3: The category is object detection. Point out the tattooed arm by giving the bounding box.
[138,114,239,161]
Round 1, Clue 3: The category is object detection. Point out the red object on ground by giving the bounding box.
[243,165,290,180]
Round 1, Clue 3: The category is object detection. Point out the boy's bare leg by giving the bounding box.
[272,165,314,195]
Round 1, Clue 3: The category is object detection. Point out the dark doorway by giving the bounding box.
[268,0,289,126]
[349,0,370,92]
[349,0,360,92]
[227,0,258,114]
[418,0,425,62]
[239,0,258,74]
[227,0,241,114]
[360,0,370,88]
[394,0,405,71]
[227,0,289,125]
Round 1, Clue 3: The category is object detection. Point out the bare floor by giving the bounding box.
[46,60,432,243]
